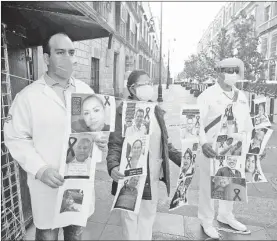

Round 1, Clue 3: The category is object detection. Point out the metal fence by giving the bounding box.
[1,23,26,241]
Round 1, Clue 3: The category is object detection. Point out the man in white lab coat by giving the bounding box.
[197,58,253,239]
[4,33,107,240]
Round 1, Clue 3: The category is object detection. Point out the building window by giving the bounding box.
[261,37,268,58]
[139,55,143,69]
[115,2,121,32]
[274,2,277,17]
[264,5,271,22]
[269,60,276,80]
[270,33,277,57]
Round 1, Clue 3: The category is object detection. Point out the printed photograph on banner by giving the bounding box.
[60,189,84,213]
[215,133,244,156]
[248,127,273,155]
[245,154,267,183]
[122,101,155,137]
[219,104,238,135]
[119,134,150,174]
[63,133,96,179]
[212,156,245,178]
[180,104,201,139]
[211,176,247,202]
[252,97,271,128]
[112,175,147,214]
[169,140,198,211]
[71,93,115,133]
[53,180,94,228]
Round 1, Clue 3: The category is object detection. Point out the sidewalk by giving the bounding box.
[25,85,277,240]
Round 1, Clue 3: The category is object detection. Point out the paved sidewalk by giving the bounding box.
[25,85,277,240]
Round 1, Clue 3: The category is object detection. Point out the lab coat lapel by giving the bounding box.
[43,85,66,110]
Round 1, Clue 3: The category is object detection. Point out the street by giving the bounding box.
[26,85,277,240]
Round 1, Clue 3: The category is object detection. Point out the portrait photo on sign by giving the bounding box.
[219,104,238,135]
[112,175,147,214]
[248,127,273,155]
[215,133,244,156]
[64,133,95,179]
[122,101,155,137]
[211,176,247,202]
[180,104,201,140]
[212,156,245,178]
[71,93,115,133]
[119,134,150,174]
[169,140,198,211]
[53,180,94,228]
[60,189,84,213]
[252,97,271,128]
[245,154,267,183]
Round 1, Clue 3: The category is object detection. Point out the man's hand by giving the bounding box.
[39,168,64,188]
[202,143,217,158]
[260,149,267,161]
[95,134,109,152]
[111,166,125,182]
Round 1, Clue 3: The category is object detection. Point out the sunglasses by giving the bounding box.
[215,67,240,74]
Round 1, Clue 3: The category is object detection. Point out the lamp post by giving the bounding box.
[157,2,163,102]
[166,38,176,89]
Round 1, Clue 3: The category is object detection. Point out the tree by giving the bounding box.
[231,10,264,81]
[210,28,234,61]
[183,51,216,83]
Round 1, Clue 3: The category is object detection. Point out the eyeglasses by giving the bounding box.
[215,67,240,74]
[132,81,153,88]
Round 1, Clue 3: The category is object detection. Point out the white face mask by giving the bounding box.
[224,73,239,86]
[135,85,154,101]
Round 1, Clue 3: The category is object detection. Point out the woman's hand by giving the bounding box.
[94,133,109,152]
[111,166,125,182]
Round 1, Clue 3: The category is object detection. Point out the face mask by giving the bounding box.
[135,85,154,101]
[54,57,73,79]
[224,73,239,86]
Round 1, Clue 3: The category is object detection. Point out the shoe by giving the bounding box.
[200,223,220,239]
[217,215,247,231]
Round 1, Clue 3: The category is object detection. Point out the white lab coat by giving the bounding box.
[197,82,253,225]
[4,75,95,229]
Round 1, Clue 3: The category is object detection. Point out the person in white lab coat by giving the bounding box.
[197,57,253,239]
[4,33,107,241]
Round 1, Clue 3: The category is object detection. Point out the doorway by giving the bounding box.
[113,52,119,97]
[91,57,100,93]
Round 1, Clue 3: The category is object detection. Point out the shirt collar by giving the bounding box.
[44,73,75,88]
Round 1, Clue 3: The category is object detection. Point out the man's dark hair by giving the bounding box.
[127,70,149,98]
[135,108,144,117]
[42,32,71,55]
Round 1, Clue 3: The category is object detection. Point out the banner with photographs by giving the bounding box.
[218,104,238,135]
[60,133,97,180]
[112,174,147,214]
[215,133,246,157]
[252,97,271,128]
[53,180,94,228]
[71,93,115,133]
[111,135,150,214]
[169,140,198,211]
[180,104,201,140]
[119,135,150,174]
[248,127,273,155]
[211,156,246,179]
[211,176,247,202]
[245,154,267,183]
[122,101,156,137]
